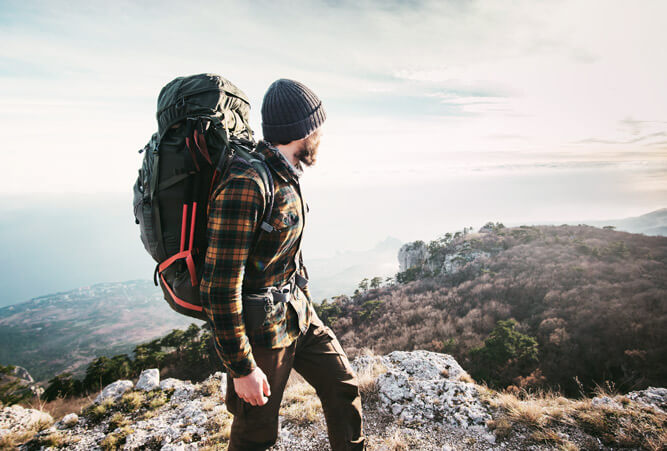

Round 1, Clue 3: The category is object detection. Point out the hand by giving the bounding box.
[233,366,271,406]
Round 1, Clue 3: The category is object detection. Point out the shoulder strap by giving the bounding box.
[232,146,275,234]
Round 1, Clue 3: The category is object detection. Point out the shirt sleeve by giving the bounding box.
[200,174,265,378]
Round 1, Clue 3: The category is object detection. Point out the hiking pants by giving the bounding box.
[224,312,366,450]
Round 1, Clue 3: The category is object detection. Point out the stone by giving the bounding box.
[136,368,160,391]
[626,387,667,413]
[94,379,134,404]
[160,378,185,390]
[591,396,622,409]
[356,350,491,429]
[0,404,53,437]
[172,382,197,402]
[11,365,34,383]
[58,413,79,429]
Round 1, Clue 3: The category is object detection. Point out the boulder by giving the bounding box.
[58,413,79,429]
[626,387,667,413]
[0,404,52,437]
[94,380,134,404]
[354,350,491,429]
[136,368,160,391]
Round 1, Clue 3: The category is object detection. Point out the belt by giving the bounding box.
[242,272,309,311]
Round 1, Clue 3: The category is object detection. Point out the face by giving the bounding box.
[295,128,322,167]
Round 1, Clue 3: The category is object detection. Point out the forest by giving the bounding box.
[317,224,667,396]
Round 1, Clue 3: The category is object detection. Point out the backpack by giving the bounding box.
[132,73,276,321]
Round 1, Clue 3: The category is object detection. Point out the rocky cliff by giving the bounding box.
[2,351,665,450]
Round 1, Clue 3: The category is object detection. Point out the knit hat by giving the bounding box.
[261,79,327,144]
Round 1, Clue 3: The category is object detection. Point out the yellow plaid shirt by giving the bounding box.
[200,140,314,377]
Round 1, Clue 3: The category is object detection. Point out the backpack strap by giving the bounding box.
[232,146,275,236]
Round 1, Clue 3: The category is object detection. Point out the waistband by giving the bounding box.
[242,272,309,304]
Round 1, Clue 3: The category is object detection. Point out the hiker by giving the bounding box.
[200,79,366,451]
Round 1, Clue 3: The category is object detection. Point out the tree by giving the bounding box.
[358,278,369,292]
[370,277,383,289]
[469,319,539,388]
[43,373,83,401]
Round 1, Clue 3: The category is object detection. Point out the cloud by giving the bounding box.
[0,0,666,194]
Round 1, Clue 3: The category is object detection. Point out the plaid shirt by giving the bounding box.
[200,140,314,378]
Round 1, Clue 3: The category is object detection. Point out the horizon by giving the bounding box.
[0,204,664,308]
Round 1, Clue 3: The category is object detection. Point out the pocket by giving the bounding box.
[242,295,272,332]
[270,208,300,231]
[242,295,286,332]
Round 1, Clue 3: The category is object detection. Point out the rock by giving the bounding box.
[58,413,79,429]
[355,350,491,429]
[94,380,134,404]
[0,404,53,437]
[591,395,622,409]
[398,242,429,272]
[11,366,34,383]
[626,387,667,413]
[160,378,185,390]
[172,382,198,403]
[136,368,160,391]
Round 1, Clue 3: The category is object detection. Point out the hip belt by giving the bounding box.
[241,273,309,330]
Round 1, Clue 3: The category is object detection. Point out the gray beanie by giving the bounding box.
[261,79,326,144]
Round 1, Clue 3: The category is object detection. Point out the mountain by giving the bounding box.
[305,236,402,301]
[586,207,667,236]
[0,280,198,383]
[321,224,667,396]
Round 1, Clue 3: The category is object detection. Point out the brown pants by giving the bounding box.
[224,312,366,450]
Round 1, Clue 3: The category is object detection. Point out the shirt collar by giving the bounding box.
[256,140,302,182]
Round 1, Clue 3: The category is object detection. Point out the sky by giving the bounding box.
[0,0,666,304]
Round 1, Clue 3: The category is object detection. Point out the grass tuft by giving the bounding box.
[280,380,322,425]
[100,425,133,451]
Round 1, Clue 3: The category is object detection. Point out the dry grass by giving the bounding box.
[200,408,234,449]
[356,359,388,398]
[118,391,145,412]
[0,415,54,449]
[378,428,410,450]
[280,379,322,425]
[487,386,667,450]
[26,391,99,420]
[200,377,222,397]
[84,397,116,424]
[146,391,167,410]
[24,430,71,449]
[107,412,129,431]
[100,425,134,450]
[458,372,475,384]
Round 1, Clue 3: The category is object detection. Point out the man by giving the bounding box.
[200,79,366,451]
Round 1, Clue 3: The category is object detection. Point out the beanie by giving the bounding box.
[261,79,327,144]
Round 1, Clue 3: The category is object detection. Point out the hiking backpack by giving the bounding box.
[132,73,276,321]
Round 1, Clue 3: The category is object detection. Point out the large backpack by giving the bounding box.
[132,74,276,320]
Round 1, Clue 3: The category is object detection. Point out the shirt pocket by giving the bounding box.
[269,207,301,256]
[271,209,300,231]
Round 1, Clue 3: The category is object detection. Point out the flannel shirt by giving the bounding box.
[200,140,314,378]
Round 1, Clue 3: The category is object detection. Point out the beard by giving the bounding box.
[295,131,321,167]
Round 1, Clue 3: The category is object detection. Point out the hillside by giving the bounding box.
[0,281,198,382]
[319,224,667,396]
[2,351,665,450]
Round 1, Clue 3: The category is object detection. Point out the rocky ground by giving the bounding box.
[1,351,665,450]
